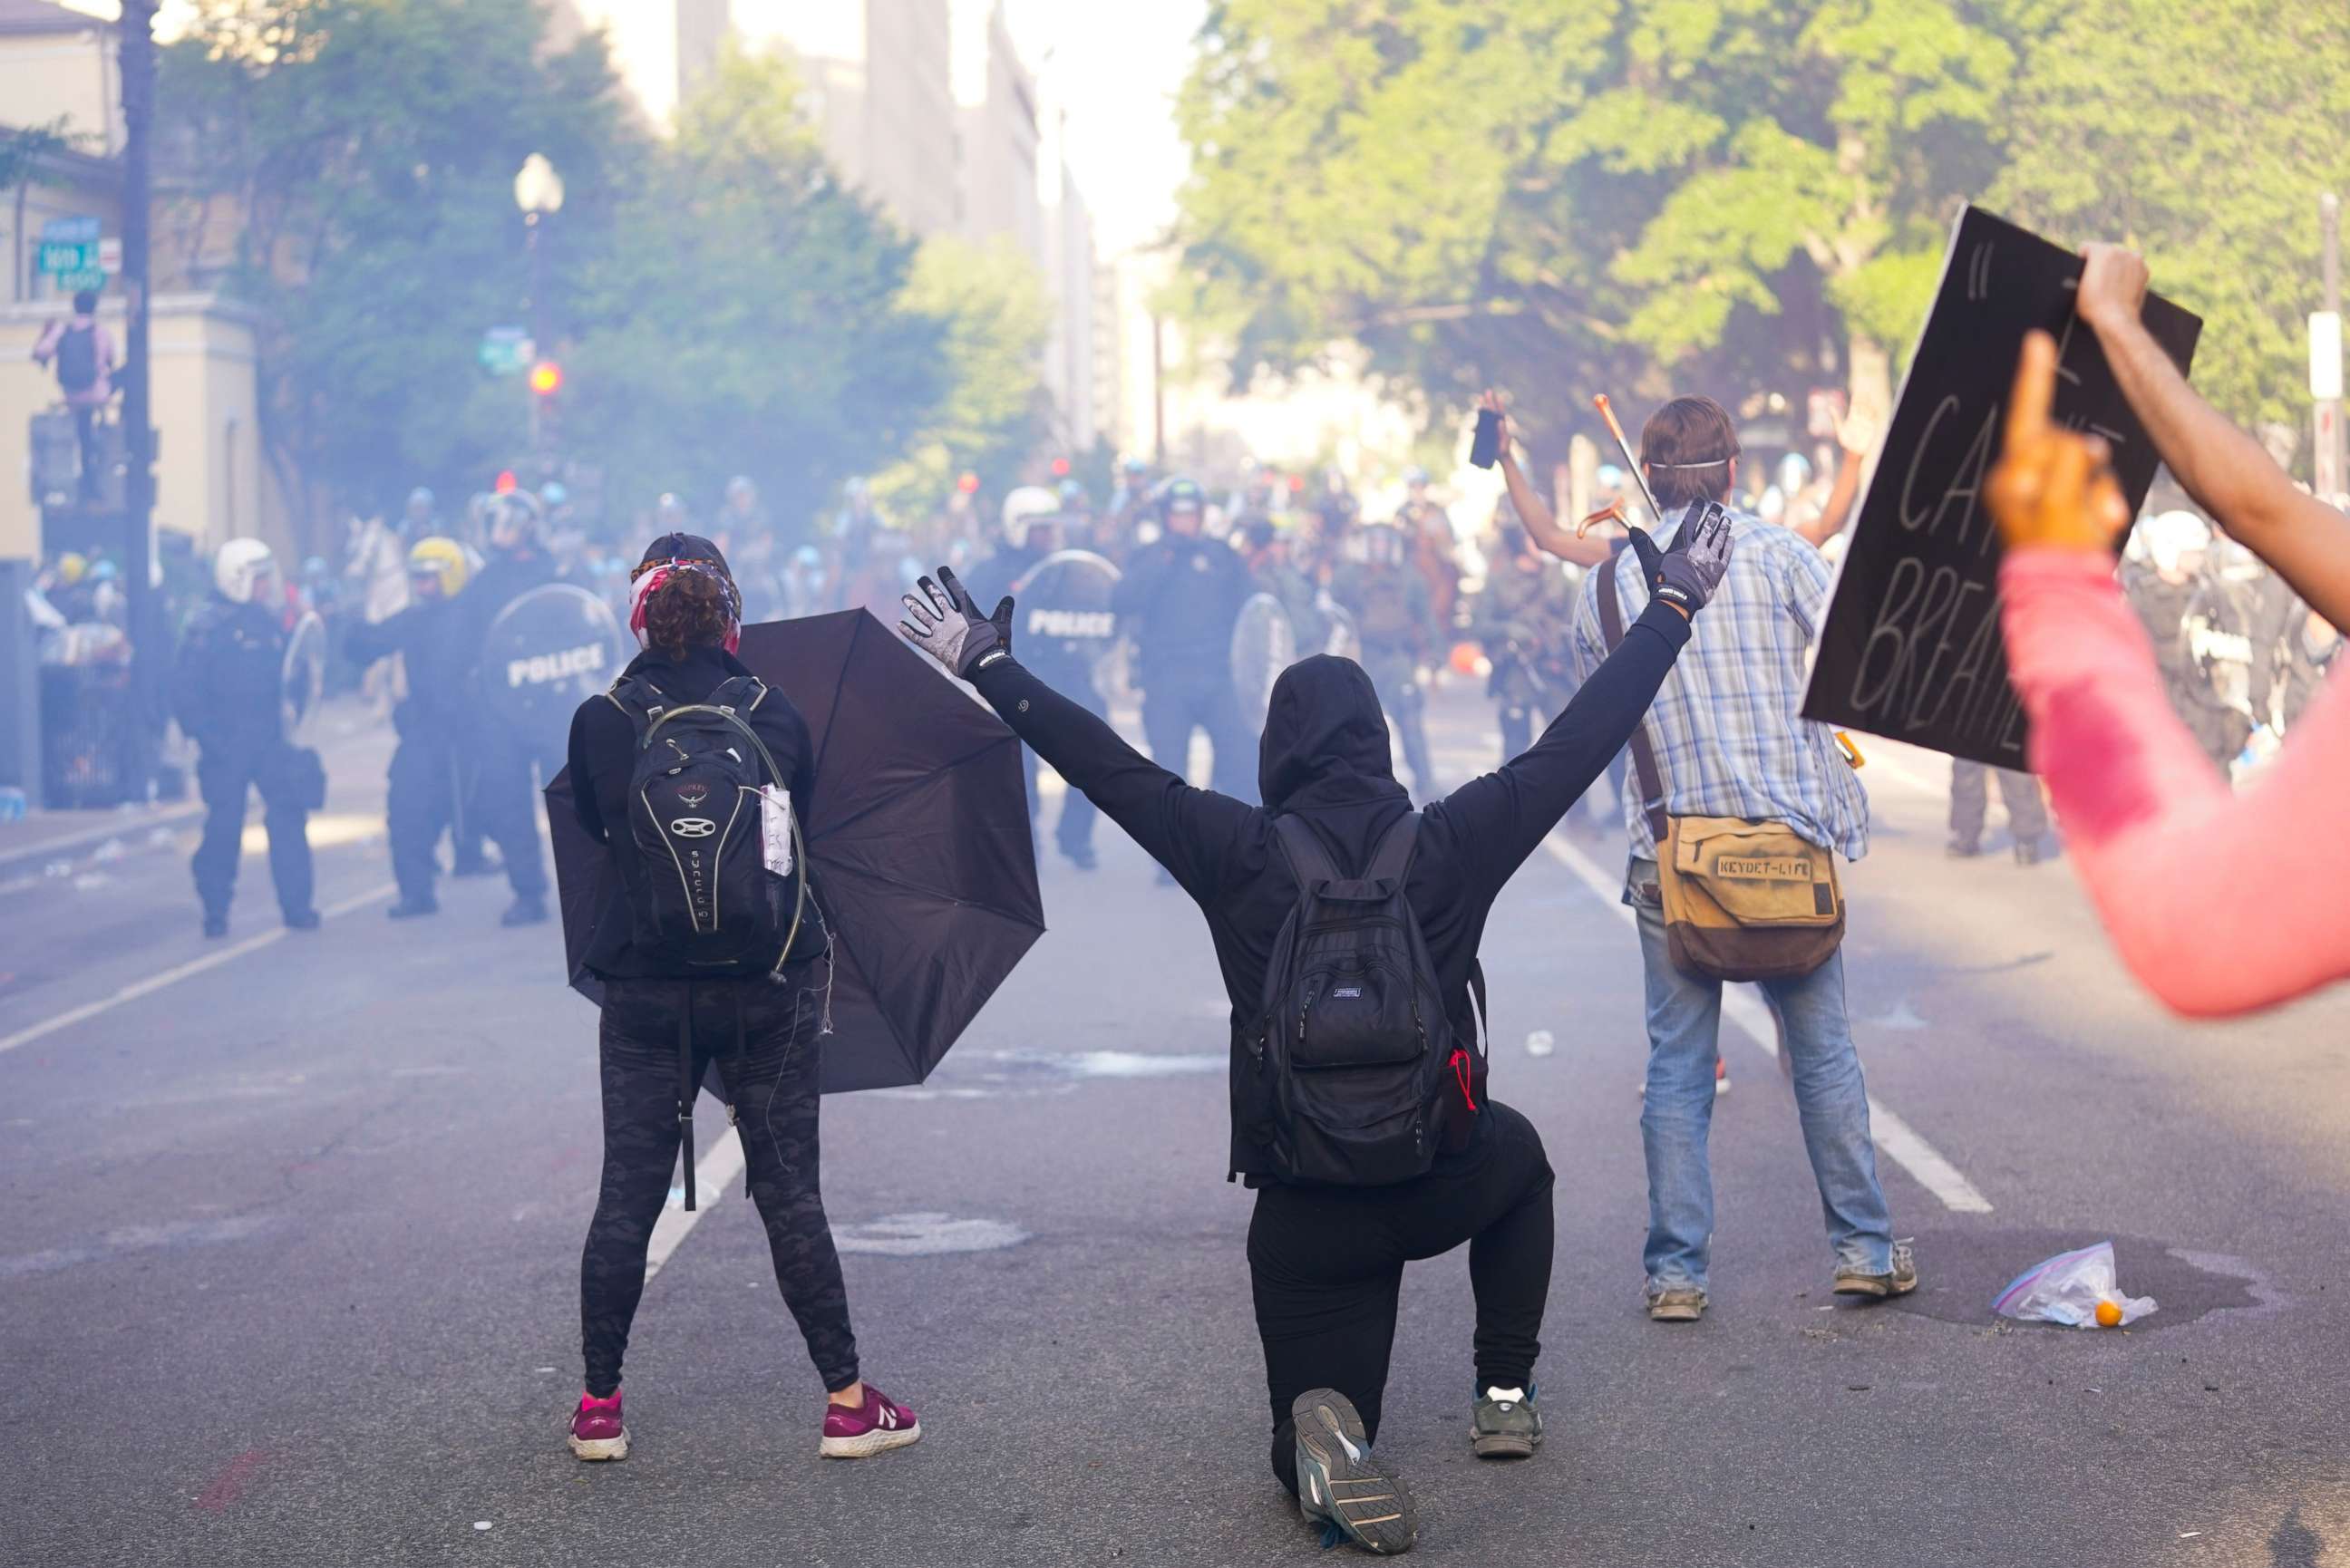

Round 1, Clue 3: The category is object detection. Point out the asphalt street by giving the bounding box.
[3,677,2346,1568]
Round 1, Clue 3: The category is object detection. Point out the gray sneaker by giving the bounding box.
[1293,1388,1416,1554]
[1834,1240,1919,1299]
[1646,1284,1707,1322]
[1471,1384,1543,1458]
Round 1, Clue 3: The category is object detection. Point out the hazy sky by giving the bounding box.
[1002,0,1205,256]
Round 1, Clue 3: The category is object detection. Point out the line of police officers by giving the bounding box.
[170,492,560,935]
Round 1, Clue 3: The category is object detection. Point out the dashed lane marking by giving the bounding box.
[0,882,396,1058]
[1539,829,1994,1215]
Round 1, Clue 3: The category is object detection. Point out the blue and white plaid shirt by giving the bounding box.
[1571,505,1870,864]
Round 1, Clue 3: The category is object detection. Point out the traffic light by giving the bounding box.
[529,361,563,397]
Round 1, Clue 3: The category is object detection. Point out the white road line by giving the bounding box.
[0,882,396,1059]
[643,1129,746,1281]
[1539,830,1994,1215]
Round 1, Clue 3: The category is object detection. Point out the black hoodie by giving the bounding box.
[967,595,1694,1179]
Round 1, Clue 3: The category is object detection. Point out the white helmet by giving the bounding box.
[2141,509,2212,576]
[1001,485,1062,548]
[213,537,277,604]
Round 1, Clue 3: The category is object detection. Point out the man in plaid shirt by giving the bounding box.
[1564,394,1914,1323]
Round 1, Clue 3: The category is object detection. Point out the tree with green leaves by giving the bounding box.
[1170,2,2102,450]
[869,234,1052,527]
[1988,0,2350,441]
[560,46,948,537]
[158,0,636,545]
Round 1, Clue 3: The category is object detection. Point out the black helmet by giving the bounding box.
[1162,478,1206,516]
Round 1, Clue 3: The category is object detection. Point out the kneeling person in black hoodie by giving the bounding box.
[899,512,1732,1555]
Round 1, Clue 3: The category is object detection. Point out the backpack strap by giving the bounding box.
[605,674,665,745]
[707,673,767,713]
[1363,813,1421,886]
[1270,814,1340,889]
[1597,557,1672,845]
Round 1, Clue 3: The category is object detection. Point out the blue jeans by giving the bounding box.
[1626,857,1893,1292]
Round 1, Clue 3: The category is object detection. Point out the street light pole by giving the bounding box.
[513,155,564,470]
[120,0,160,801]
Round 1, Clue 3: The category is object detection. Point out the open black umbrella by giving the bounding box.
[546,608,1046,1092]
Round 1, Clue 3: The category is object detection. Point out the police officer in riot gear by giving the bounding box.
[1112,478,1259,806]
[172,539,319,938]
[457,491,557,924]
[346,538,481,919]
[1330,521,1442,800]
[983,487,1105,868]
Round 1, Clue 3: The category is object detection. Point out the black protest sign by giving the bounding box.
[1801,206,2200,769]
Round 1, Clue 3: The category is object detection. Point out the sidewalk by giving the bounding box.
[0,697,393,876]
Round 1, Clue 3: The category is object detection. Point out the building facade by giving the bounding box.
[739,0,958,239]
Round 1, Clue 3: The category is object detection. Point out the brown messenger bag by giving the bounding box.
[1597,554,1843,982]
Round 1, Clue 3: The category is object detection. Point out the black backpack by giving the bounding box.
[55,324,98,394]
[1249,813,1469,1186]
[606,673,801,974]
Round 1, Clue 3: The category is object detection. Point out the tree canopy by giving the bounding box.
[1174,0,2341,458]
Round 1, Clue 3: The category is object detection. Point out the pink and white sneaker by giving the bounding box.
[819,1384,922,1459]
[568,1389,628,1461]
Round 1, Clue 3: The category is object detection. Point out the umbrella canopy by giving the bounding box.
[546,609,1045,1092]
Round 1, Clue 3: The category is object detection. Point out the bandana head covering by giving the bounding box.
[629,532,741,654]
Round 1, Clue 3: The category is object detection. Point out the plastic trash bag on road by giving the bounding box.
[1993,1241,2156,1328]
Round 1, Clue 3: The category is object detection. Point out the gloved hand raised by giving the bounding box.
[898,567,1014,678]
[1626,502,1736,619]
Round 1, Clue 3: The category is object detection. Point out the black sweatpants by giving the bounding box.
[1249,1100,1555,1495]
[190,749,314,921]
[580,975,859,1398]
[1141,676,1258,803]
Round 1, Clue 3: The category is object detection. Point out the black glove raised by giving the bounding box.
[898,566,1014,678]
[1626,501,1736,618]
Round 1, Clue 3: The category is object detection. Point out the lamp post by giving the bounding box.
[121,0,160,802]
[513,154,564,460]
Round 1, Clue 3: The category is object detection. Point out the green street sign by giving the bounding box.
[479,325,534,376]
[37,240,101,276]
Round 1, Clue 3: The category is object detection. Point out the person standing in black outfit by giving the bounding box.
[172,539,318,938]
[1112,478,1259,804]
[897,508,1732,1556]
[559,533,919,1466]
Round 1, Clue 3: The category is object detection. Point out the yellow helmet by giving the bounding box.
[56,552,89,585]
[407,536,471,598]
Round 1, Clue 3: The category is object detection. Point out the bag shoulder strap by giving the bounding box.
[1364,812,1421,886]
[1271,813,1340,889]
[1597,558,1672,847]
[605,674,663,745]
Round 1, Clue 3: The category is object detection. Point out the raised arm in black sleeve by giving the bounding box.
[966,654,1256,895]
[1428,596,1691,897]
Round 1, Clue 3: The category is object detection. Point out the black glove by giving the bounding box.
[898,566,1014,678]
[1626,501,1736,617]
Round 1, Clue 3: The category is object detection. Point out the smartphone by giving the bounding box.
[1469,407,1501,469]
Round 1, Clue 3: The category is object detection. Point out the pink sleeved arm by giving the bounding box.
[1999,547,2350,1016]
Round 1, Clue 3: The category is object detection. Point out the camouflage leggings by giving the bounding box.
[580,977,859,1397]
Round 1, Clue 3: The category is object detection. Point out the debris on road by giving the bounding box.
[1993,1242,2156,1328]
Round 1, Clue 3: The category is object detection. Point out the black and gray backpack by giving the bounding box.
[1248,814,1470,1186]
[606,673,801,973]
